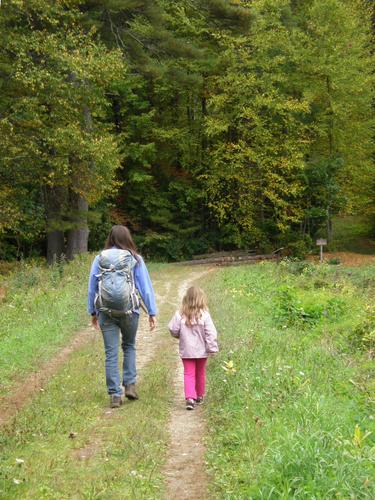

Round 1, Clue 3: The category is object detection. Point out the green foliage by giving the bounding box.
[278,257,315,275]
[0,0,374,259]
[349,305,375,352]
[0,0,124,257]
[0,1,124,201]
[205,0,310,242]
[205,262,375,497]
[274,284,345,326]
[278,234,314,259]
[328,256,341,265]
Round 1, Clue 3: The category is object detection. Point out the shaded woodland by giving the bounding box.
[0,0,373,261]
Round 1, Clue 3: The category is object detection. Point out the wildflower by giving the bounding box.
[222,360,236,374]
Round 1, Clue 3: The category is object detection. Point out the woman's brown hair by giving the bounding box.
[105,225,140,261]
[180,286,208,326]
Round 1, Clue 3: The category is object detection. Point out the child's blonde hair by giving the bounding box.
[180,286,208,326]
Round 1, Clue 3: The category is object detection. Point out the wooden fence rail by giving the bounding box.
[177,251,283,266]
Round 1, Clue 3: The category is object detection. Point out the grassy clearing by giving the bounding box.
[0,268,176,499]
[0,256,91,395]
[0,256,162,396]
[205,260,375,498]
[0,262,179,499]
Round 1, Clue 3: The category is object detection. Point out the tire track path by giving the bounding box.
[163,269,213,500]
[72,268,212,466]
[0,266,214,500]
[0,326,95,428]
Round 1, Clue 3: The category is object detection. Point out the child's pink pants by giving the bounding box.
[182,358,207,400]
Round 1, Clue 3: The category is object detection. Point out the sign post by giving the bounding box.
[316,238,327,263]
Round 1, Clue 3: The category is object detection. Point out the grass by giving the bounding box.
[0,255,91,395]
[0,335,175,499]
[0,261,176,499]
[0,256,162,396]
[204,260,375,498]
[2,254,374,498]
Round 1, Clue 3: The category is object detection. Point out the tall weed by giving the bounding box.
[349,305,375,353]
[274,285,345,327]
[205,263,374,498]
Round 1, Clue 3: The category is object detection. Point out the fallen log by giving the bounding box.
[177,253,277,266]
[192,250,256,260]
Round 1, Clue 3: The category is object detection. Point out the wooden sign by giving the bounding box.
[316,239,327,246]
[316,238,327,263]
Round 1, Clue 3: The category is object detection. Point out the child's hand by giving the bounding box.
[208,352,217,358]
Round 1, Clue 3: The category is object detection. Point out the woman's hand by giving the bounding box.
[91,315,99,331]
[149,315,157,331]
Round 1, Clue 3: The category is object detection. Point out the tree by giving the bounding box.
[295,0,374,240]
[0,0,124,261]
[204,0,309,248]
[82,0,222,258]
[0,0,373,260]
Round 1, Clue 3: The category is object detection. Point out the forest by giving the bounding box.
[0,0,374,262]
[0,3,374,497]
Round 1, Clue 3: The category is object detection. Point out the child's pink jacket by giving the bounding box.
[168,310,219,358]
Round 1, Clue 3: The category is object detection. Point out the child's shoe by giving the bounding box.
[186,398,195,410]
[195,396,204,405]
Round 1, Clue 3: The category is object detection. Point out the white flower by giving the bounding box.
[15,459,24,465]
[13,479,21,485]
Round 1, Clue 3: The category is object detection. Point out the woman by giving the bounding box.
[88,225,157,408]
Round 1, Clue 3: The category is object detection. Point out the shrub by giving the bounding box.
[349,307,375,353]
[279,258,315,276]
[328,257,341,265]
[275,286,345,327]
[275,286,323,326]
[281,234,313,260]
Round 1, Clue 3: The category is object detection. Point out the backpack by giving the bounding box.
[95,248,139,317]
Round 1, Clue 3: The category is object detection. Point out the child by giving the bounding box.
[168,286,219,410]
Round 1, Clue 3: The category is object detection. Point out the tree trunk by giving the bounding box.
[47,230,65,264]
[66,190,89,260]
[326,76,334,157]
[65,100,92,260]
[327,207,333,243]
[43,186,66,264]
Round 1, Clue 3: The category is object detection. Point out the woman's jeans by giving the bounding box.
[98,311,139,397]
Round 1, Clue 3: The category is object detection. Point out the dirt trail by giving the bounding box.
[71,277,174,460]
[72,309,157,461]
[72,267,214,497]
[0,326,95,428]
[73,268,212,473]
[0,266,214,499]
[0,278,167,430]
[163,269,212,500]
